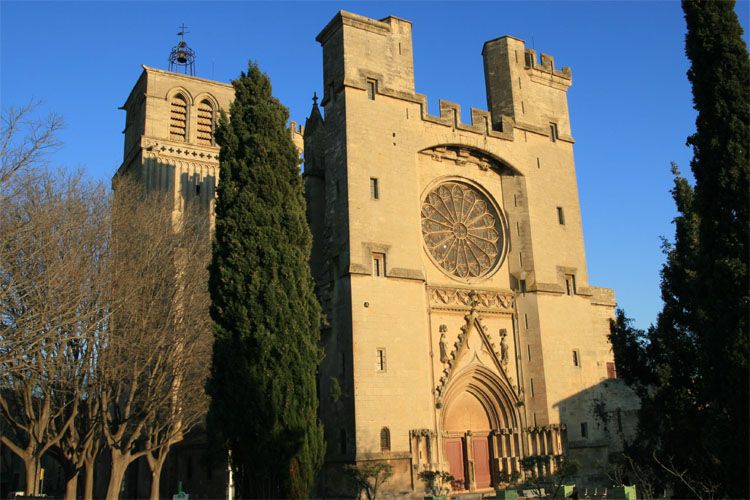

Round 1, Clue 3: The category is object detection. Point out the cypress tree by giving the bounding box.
[611,3,748,496]
[683,1,749,495]
[206,62,325,498]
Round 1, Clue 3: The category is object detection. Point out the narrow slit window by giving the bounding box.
[370,177,379,199]
[530,378,535,397]
[573,349,580,367]
[520,279,527,295]
[557,206,565,225]
[527,344,531,361]
[372,252,385,277]
[549,122,558,142]
[376,348,386,372]
[565,274,576,296]
[580,422,588,439]
[367,79,377,100]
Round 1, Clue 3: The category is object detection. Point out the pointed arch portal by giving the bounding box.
[440,365,524,491]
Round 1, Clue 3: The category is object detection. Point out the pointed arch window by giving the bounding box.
[380,427,391,452]
[196,99,215,146]
[170,93,188,142]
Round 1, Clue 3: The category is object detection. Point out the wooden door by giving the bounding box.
[445,438,465,490]
[472,436,491,489]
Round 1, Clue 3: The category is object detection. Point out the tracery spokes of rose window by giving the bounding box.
[421,182,502,279]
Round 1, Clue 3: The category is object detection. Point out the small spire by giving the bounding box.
[312,92,318,106]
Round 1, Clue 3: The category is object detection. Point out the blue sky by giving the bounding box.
[2,1,748,329]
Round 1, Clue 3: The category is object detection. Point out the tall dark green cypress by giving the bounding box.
[610,3,748,497]
[206,62,325,498]
[683,1,749,495]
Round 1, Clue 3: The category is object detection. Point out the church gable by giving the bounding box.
[435,292,520,409]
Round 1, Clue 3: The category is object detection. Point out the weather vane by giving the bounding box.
[168,23,196,75]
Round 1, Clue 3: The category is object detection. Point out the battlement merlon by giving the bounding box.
[483,37,574,137]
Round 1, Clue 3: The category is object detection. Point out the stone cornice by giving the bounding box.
[142,138,220,163]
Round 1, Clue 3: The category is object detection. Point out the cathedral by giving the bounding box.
[117,10,638,497]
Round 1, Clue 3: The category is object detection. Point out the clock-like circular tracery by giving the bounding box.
[421,182,503,279]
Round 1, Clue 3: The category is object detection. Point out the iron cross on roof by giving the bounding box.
[177,24,190,39]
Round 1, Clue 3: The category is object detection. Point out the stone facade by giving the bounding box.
[303,11,639,496]
[118,10,639,498]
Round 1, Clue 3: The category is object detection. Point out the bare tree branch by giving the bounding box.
[1,101,63,185]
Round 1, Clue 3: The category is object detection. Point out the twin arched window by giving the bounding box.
[169,93,215,145]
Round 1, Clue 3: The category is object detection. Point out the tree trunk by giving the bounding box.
[24,456,39,495]
[106,454,130,500]
[147,448,169,500]
[149,468,161,500]
[64,471,79,500]
[83,459,95,500]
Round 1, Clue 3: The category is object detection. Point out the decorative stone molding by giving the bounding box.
[409,428,437,438]
[434,297,518,407]
[142,138,220,162]
[428,286,514,313]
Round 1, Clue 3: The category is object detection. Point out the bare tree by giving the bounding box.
[0,169,109,496]
[1,101,62,185]
[99,177,212,499]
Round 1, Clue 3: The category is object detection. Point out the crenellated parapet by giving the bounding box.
[523,49,572,90]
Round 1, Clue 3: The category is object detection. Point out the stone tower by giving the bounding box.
[117,65,235,215]
[304,11,637,495]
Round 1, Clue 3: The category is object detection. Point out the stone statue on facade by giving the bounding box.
[499,328,509,367]
[439,324,448,363]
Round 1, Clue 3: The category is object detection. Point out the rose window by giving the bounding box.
[421,182,503,279]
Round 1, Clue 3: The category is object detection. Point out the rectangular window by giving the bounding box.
[530,378,535,397]
[549,122,558,142]
[195,182,201,196]
[372,252,385,277]
[367,79,376,100]
[370,177,379,199]
[520,279,527,295]
[376,348,386,372]
[524,313,529,330]
[527,344,531,361]
[565,274,576,295]
[557,206,565,225]
[580,422,588,439]
[573,349,580,367]
[607,361,617,379]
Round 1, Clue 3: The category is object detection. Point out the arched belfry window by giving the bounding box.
[196,99,215,146]
[380,427,391,452]
[170,93,188,142]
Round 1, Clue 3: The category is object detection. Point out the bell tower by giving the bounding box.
[116,28,235,219]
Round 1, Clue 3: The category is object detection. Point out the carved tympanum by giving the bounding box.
[421,182,502,279]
